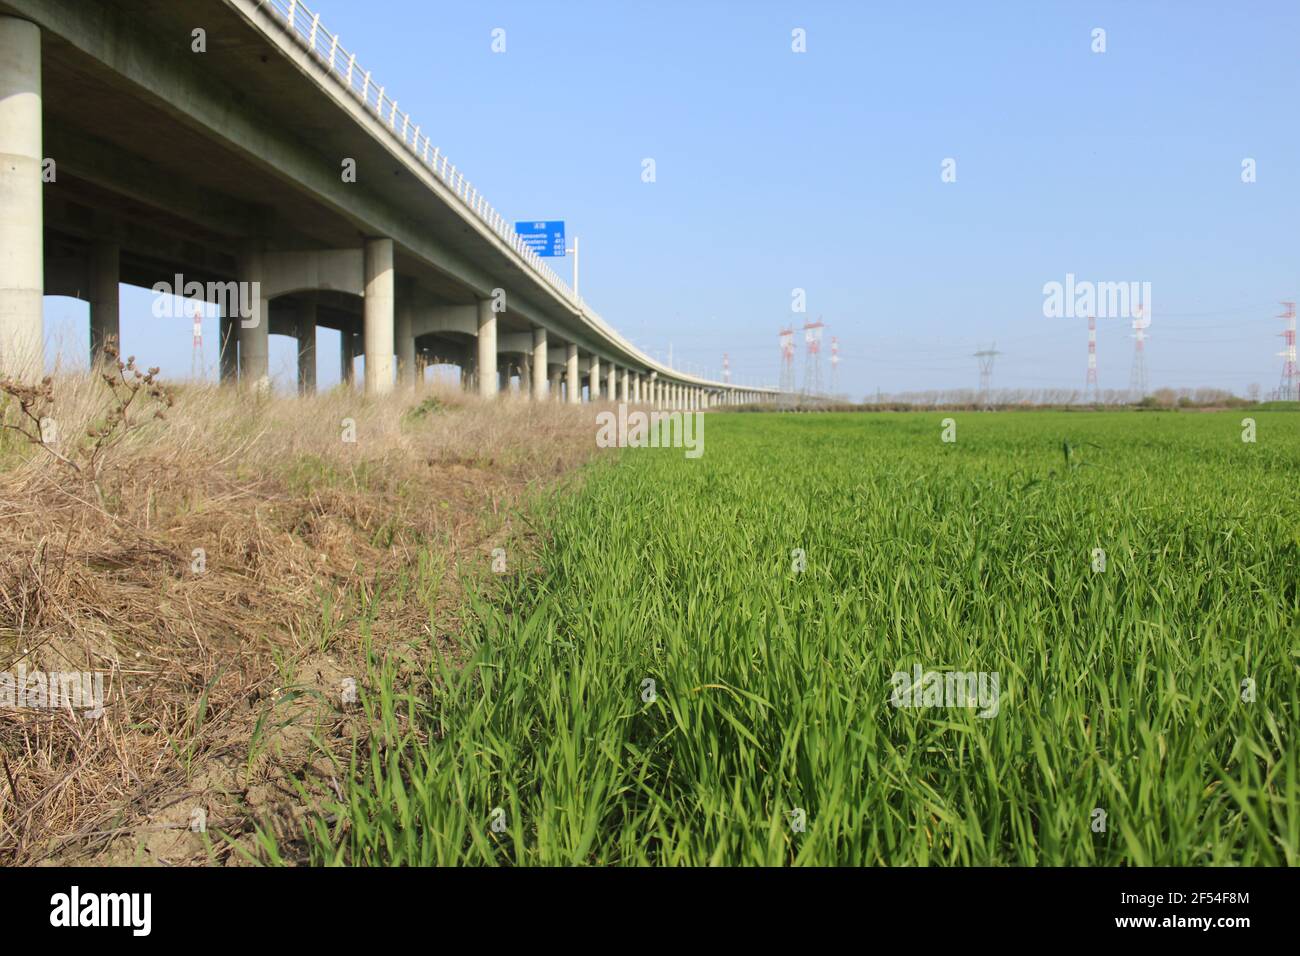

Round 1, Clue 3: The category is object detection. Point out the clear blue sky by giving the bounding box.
[45,0,1300,397]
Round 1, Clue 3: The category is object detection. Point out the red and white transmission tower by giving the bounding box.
[1083,314,1099,403]
[191,306,203,380]
[779,327,796,397]
[830,336,840,395]
[802,318,825,396]
[722,352,731,384]
[1278,301,1297,401]
[1129,303,1150,401]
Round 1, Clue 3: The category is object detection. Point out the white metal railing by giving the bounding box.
[264,0,574,298]
[258,0,766,391]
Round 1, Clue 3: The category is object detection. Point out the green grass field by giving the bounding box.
[294,411,1299,865]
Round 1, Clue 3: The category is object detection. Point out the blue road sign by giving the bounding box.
[515,220,566,257]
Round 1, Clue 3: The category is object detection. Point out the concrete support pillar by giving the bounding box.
[395,296,415,390]
[219,314,237,383]
[632,373,641,405]
[519,353,531,396]
[89,241,119,365]
[476,297,497,398]
[0,17,43,381]
[363,237,394,395]
[607,364,617,402]
[565,343,579,405]
[532,327,548,401]
[341,330,356,387]
[589,354,601,400]
[619,367,629,402]
[499,366,509,392]
[238,244,269,393]
[295,298,316,394]
[549,367,561,400]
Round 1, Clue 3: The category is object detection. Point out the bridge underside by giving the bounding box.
[0,0,765,409]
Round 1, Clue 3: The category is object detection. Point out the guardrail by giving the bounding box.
[260,0,766,390]
[266,0,576,302]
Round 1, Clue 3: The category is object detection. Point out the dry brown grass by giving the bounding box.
[0,366,603,865]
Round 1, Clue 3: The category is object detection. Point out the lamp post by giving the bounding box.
[566,235,580,299]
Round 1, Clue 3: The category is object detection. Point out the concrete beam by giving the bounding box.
[44,124,258,242]
[295,297,317,394]
[363,237,394,395]
[531,327,547,402]
[341,329,356,386]
[477,297,497,398]
[237,243,269,393]
[395,287,415,390]
[0,16,43,380]
[496,331,534,354]
[89,240,119,363]
[411,304,477,338]
[262,248,365,300]
[565,343,580,405]
[519,350,531,396]
[219,313,237,383]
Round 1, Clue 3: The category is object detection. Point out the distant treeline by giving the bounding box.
[741,387,1300,413]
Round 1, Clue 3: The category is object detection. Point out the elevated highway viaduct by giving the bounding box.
[0,0,776,407]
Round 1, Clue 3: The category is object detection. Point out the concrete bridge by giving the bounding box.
[0,0,776,408]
